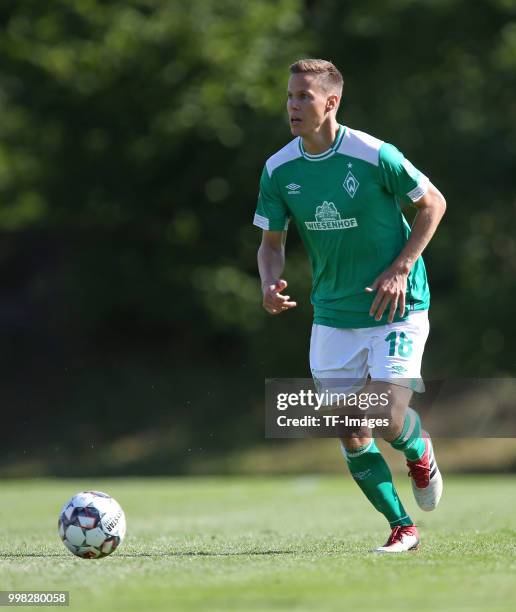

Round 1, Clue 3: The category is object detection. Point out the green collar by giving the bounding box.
[299,125,346,161]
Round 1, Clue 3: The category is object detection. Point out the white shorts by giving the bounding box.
[310,310,430,394]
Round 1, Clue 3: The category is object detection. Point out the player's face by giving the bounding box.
[287,73,333,136]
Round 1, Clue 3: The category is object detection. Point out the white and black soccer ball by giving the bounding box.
[58,490,126,559]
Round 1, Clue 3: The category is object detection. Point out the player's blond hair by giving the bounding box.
[289,59,344,96]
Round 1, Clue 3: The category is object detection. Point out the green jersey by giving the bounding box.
[254,125,431,328]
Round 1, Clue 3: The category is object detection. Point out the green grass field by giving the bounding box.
[1,475,515,611]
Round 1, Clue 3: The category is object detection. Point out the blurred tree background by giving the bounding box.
[0,0,514,476]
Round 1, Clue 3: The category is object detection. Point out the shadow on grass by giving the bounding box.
[1,550,297,558]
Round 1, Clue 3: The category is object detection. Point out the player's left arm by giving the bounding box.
[367,182,446,323]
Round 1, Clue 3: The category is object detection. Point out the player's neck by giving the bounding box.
[301,119,340,155]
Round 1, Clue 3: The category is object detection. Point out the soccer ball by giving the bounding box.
[58,490,126,559]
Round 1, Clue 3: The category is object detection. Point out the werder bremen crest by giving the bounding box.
[343,170,360,198]
[305,201,358,231]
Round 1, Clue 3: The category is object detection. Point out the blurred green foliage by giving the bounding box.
[0,0,515,474]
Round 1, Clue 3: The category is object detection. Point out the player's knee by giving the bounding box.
[365,382,411,437]
[339,435,371,452]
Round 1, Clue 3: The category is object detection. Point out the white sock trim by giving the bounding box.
[390,515,410,526]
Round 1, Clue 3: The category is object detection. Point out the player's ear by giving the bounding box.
[326,94,339,112]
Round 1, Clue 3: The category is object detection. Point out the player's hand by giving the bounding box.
[365,267,408,323]
[262,279,297,315]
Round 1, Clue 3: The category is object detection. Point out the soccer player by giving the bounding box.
[254,59,446,553]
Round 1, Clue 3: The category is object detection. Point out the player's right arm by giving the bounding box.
[253,162,296,315]
[258,230,297,315]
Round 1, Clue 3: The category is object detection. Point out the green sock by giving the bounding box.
[390,407,426,461]
[341,440,413,527]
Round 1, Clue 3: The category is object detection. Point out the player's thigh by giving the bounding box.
[310,324,370,443]
[368,310,430,393]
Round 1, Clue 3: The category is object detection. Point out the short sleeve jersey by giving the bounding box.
[253,125,430,328]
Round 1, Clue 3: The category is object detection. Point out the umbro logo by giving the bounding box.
[285,183,301,195]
